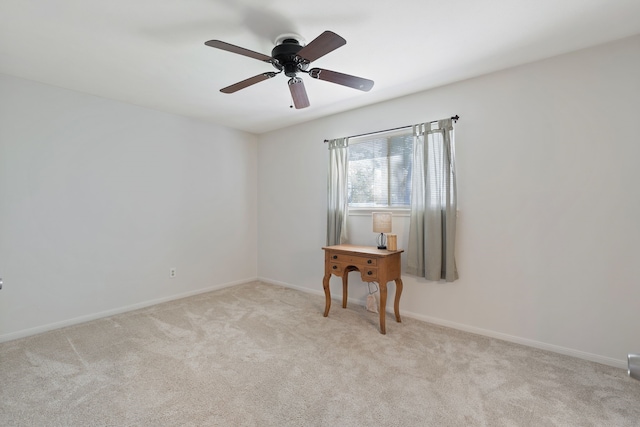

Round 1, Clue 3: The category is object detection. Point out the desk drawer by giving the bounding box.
[329,263,346,275]
[329,263,378,280]
[328,253,377,267]
[360,267,378,280]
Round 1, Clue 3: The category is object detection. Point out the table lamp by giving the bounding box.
[372,212,392,249]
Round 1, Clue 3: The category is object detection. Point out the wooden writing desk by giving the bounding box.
[322,244,404,334]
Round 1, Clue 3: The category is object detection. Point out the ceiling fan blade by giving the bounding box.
[205,40,273,63]
[288,78,310,109]
[221,72,278,94]
[308,68,374,91]
[296,31,346,63]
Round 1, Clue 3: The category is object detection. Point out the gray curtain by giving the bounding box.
[407,118,458,281]
[326,138,349,246]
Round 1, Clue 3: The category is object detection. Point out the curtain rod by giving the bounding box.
[323,115,459,143]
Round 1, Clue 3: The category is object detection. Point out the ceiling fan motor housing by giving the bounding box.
[271,39,307,77]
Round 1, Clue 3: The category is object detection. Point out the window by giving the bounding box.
[347,129,413,208]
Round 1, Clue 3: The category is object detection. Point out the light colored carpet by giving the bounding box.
[1,281,638,426]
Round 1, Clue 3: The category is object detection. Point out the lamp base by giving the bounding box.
[376,233,387,250]
[377,245,387,250]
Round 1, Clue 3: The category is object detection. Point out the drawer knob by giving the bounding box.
[333,265,338,270]
[367,259,372,264]
[367,271,373,275]
[332,255,338,260]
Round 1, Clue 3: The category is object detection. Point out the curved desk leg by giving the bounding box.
[342,271,349,309]
[379,282,387,334]
[322,273,331,317]
[394,278,403,323]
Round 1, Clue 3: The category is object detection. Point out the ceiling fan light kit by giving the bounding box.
[204,31,374,109]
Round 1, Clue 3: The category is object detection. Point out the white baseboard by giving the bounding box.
[400,310,626,370]
[259,277,327,297]
[0,277,258,344]
[258,277,627,370]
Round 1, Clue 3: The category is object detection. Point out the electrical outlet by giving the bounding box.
[170,268,176,278]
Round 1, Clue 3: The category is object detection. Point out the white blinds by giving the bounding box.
[347,129,413,207]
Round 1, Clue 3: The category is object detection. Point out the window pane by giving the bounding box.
[348,131,412,208]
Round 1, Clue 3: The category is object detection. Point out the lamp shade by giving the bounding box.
[372,212,392,233]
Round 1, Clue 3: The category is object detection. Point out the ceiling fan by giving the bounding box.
[204,31,374,109]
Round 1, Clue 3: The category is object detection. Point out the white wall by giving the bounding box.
[257,35,640,367]
[0,74,258,340]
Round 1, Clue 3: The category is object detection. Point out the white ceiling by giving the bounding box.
[1,0,639,134]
